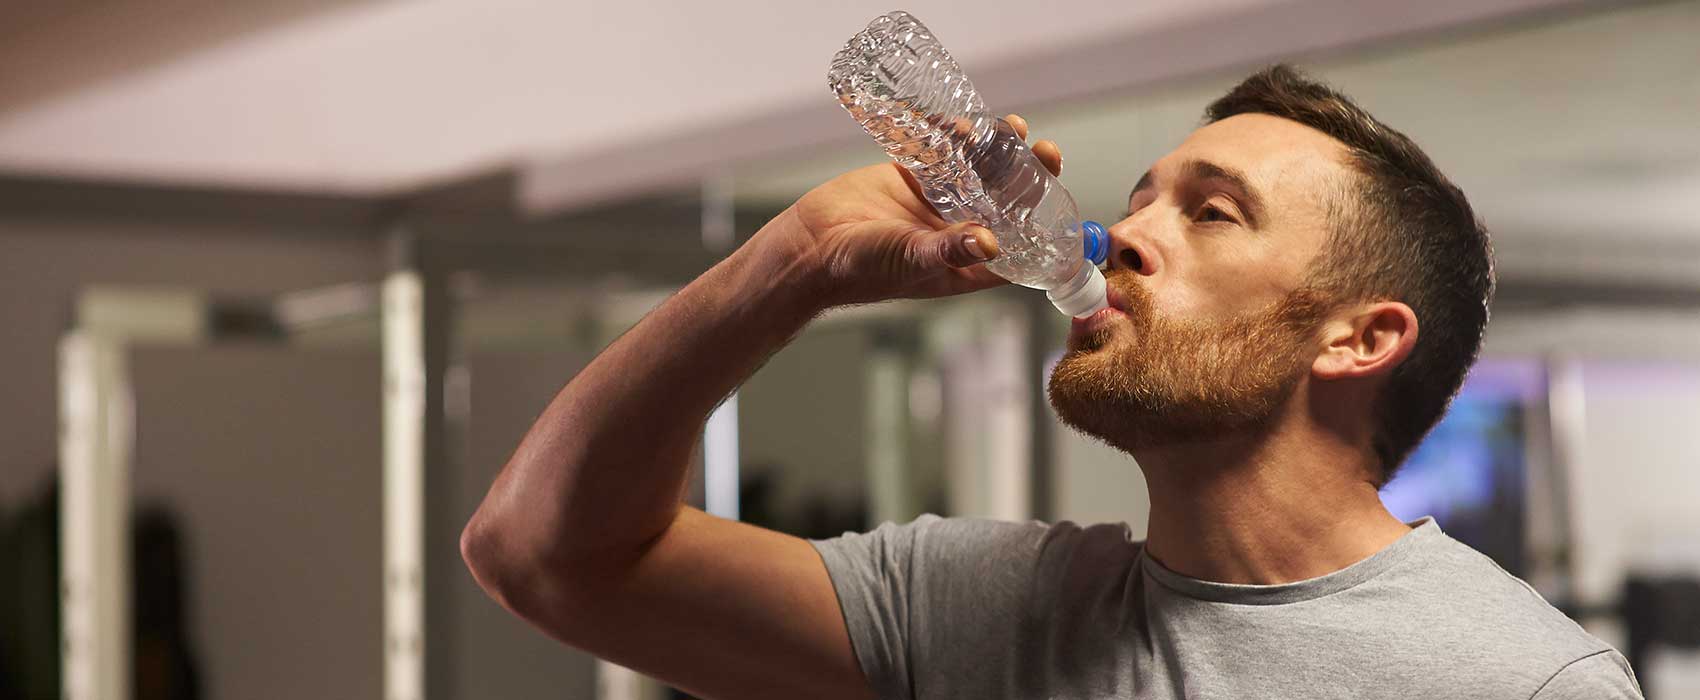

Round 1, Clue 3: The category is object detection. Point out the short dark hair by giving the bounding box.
[1204,64,1494,486]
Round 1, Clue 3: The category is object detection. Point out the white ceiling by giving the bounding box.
[4,0,1689,272]
[0,0,1286,194]
[735,0,1700,279]
[0,0,1607,208]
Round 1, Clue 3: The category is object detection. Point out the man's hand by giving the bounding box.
[760,114,1064,307]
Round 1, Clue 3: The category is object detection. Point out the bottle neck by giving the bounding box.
[1046,262,1108,318]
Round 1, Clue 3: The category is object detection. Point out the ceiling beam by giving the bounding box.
[0,172,396,234]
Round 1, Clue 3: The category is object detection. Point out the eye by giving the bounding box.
[1196,202,1234,224]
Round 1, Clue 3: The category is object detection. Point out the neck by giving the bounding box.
[1134,396,1411,585]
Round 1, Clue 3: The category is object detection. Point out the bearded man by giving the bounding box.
[461,66,1641,699]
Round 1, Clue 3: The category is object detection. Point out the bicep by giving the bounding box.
[528,507,875,700]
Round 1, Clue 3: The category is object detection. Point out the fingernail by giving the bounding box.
[963,232,989,261]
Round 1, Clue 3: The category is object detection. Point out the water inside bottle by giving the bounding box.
[837,99,1083,292]
[830,16,1086,291]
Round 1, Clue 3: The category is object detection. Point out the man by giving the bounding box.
[461,66,1641,699]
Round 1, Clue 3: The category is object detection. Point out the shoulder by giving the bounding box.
[1028,518,1144,580]
[811,513,1134,555]
[809,513,1046,560]
[1417,531,1604,655]
[809,514,1141,587]
[807,517,1146,698]
[1393,526,1637,693]
[907,515,1144,579]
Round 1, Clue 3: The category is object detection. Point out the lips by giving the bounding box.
[1104,283,1133,316]
[1067,279,1136,345]
[1069,303,1128,339]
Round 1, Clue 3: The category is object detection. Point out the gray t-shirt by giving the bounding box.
[810,514,1641,699]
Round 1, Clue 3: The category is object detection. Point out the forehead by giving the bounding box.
[1151,112,1350,219]
[1172,112,1349,183]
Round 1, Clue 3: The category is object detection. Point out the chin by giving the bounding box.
[1047,346,1301,455]
[1047,350,1135,446]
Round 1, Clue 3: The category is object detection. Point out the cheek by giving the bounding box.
[1171,242,1296,318]
[1152,261,1260,321]
[1147,279,1209,319]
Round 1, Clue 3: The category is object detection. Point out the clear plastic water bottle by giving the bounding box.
[828,10,1109,318]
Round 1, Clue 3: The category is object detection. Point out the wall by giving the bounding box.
[129,345,384,700]
[0,216,382,506]
[1568,360,1700,604]
[1052,420,1152,538]
[1482,306,1700,604]
[738,323,871,528]
[0,216,648,698]
[0,216,384,697]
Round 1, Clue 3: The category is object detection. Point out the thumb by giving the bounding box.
[911,222,1001,269]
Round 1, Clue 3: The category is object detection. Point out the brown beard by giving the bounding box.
[1047,269,1335,454]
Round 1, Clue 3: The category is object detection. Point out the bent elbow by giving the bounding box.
[460,513,506,597]
[461,513,535,608]
[459,512,581,624]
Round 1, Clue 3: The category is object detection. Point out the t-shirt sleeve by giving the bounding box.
[1529,650,1644,700]
[808,513,1051,700]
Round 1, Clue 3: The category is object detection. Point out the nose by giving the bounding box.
[1107,214,1158,277]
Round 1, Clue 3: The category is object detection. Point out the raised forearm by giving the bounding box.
[464,208,823,574]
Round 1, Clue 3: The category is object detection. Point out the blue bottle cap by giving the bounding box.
[1082,221,1108,265]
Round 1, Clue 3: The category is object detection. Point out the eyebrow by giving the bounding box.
[1127,159,1267,227]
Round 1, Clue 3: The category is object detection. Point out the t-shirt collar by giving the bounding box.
[1137,516,1441,605]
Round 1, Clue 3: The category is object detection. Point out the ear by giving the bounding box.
[1312,301,1418,381]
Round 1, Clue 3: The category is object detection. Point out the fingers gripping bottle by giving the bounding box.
[828,10,1110,318]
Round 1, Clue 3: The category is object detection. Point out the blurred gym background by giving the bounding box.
[1,1,1697,698]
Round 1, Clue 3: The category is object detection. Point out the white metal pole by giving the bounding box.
[1544,356,1587,606]
[866,347,914,527]
[943,304,1032,521]
[58,331,133,700]
[982,310,1033,521]
[703,392,741,521]
[383,271,428,700]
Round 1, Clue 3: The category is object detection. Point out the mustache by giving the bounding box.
[1103,268,1153,321]
[1100,269,1335,332]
